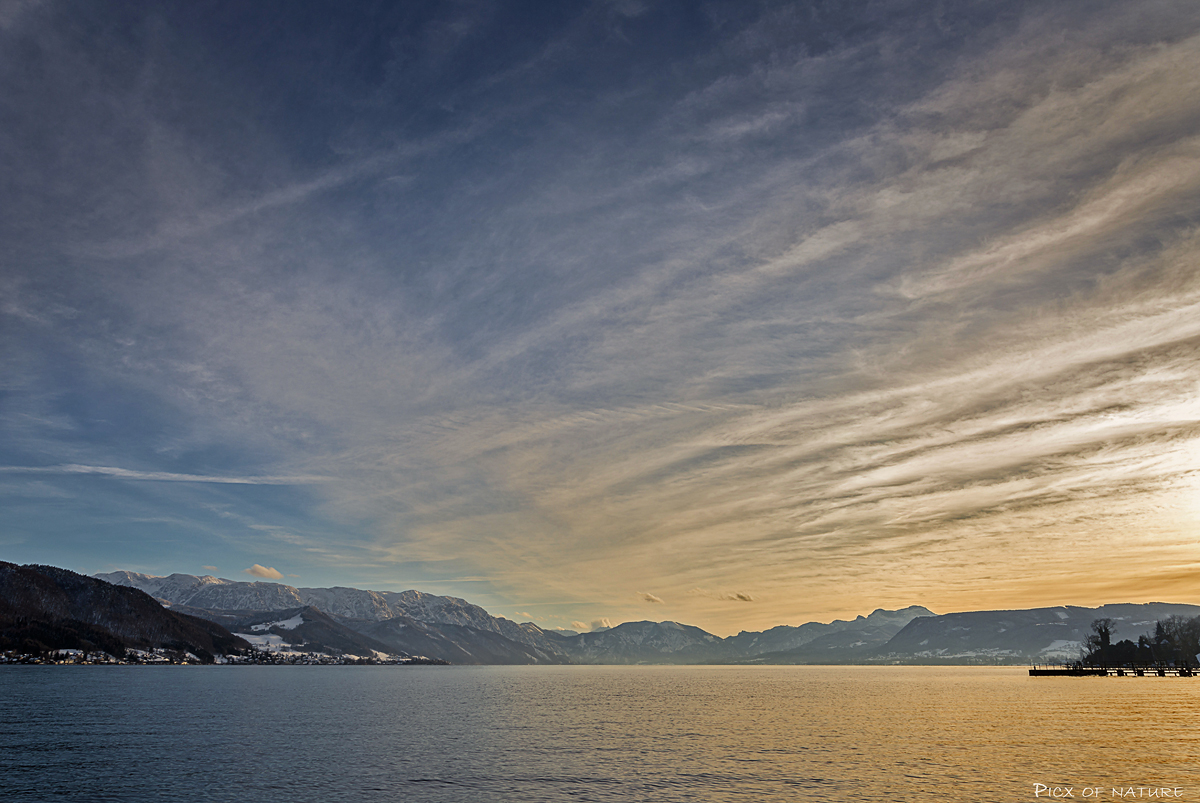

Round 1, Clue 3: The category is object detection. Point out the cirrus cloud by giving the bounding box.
[5,0,1200,636]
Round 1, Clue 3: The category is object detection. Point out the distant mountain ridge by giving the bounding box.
[566,620,724,664]
[90,568,1200,665]
[557,607,941,664]
[93,569,936,664]
[725,606,935,657]
[359,616,572,665]
[874,603,1200,664]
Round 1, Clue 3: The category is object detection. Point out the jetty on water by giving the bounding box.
[1029,665,1196,677]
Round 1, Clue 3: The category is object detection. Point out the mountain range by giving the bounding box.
[5,562,1197,665]
[95,570,567,661]
[90,569,1200,665]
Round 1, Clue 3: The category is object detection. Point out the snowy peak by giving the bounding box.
[296,586,396,621]
[94,570,566,655]
[93,570,943,664]
[96,571,306,612]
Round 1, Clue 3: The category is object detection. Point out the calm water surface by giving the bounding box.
[2,665,1197,802]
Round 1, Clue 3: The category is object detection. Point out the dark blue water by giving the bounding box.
[2,665,1197,802]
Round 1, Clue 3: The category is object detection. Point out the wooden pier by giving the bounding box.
[1029,665,1196,677]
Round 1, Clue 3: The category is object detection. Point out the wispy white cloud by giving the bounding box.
[6,1,1200,633]
[0,464,330,484]
[341,12,1200,630]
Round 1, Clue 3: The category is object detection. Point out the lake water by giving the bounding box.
[2,665,1197,802]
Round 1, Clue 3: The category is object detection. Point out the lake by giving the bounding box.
[2,665,1196,802]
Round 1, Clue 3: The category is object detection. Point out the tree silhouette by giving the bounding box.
[1084,618,1115,668]
[1153,615,1200,668]
[1079,615,1200,669]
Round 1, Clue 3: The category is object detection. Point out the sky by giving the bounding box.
[3,0,1200,636]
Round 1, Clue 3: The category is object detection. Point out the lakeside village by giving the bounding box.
[0,647,448,666]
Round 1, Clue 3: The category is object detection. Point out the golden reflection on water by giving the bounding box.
[486,665,1200,801]
[4,664,1198,802]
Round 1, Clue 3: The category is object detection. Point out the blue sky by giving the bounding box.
[4,0,1200,634]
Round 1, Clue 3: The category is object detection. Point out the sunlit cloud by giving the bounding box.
[4,1,1200,635]
[244,564,284,580]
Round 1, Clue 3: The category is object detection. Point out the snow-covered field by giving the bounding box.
[234,632,303,653]
[250,613,305,632]
[1039,639,1083,658]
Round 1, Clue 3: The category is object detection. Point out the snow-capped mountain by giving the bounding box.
[92,570,1200,666]
[95,570,563,654]
[95,571,305,611]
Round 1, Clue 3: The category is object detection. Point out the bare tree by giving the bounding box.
[1085,618,1115,668]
